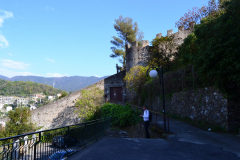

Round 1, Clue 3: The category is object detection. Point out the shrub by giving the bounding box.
[75,86,104,122]
[124,65,150,93]
[100,103,142,126]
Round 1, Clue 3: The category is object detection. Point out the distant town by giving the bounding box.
[0,93,62,126]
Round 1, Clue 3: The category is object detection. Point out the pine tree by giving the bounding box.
[110,15,144,69]
[5,107,35,137]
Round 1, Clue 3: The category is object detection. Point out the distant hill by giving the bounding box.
[0,79,63,96]
[0,75,109,92]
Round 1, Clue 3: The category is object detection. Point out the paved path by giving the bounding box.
[156,115,240,157]
[67,116,240,160]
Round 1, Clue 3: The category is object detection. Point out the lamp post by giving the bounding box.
[146,66,166,134]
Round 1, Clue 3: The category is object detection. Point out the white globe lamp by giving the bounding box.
[149,70,158,78]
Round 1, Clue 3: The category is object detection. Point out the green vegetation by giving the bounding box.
[58,91,68,99]
[192,0,240,102]
[0,79,63,96]
[139,0,240,103]
[124,65,150,93]
[75,86,104,121]
[175,0,240,102]
[148,35,176,71]
[127,0,240,132]
[175,0,226,29]
[0,107,36,145]
[176,33,197,67]
[110,15,144,69]
[5,107,35,136]
[74,86,141,127]
[100,103,142,126]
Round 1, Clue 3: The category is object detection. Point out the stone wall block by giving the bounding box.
[144,86,229,130]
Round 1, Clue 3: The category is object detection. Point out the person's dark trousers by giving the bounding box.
[144,121,150,138]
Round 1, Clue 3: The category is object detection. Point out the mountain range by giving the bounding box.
[0,75,109,92]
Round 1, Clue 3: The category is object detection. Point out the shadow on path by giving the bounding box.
[66,116,240,159]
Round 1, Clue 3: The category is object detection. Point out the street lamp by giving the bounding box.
[146,66,167,134]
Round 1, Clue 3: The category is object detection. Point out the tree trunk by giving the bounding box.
[124,40,127,69]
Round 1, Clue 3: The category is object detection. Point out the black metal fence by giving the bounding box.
[0,117,111,160]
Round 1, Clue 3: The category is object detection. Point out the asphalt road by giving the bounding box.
[67,136,239,160]
[67,115,240,160]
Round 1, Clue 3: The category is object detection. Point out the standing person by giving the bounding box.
[140,106,150,138]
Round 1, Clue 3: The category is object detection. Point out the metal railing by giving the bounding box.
[110,101,170,133]
[0,117,111,160]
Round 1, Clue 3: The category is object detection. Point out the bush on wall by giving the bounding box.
[74,86,104,121]
[148,35,176,72]
[124,65,150,93]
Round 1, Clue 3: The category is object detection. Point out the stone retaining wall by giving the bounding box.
[31,79,105,130]
[228,101,240,131]
[31,70,127,130]
[143,87,229,130]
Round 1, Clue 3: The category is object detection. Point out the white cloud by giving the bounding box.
[0,59,30,70]
[0,10,13,48]
[46,58,55,63]
[45,6,55,11]
[7,53,12,56]
[94,75,101,78]
[0,68,34,78]
[47,73,68,77]
[0,10,13,27]
[0,68,68,78]
[0,34,9,48]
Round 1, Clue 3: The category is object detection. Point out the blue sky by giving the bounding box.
[0,0,210,78]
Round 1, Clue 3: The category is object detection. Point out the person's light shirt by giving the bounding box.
[143,109,149,121]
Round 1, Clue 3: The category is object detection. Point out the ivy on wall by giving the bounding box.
[124,65,150,93]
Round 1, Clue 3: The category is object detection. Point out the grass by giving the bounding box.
[109,127,121,131]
